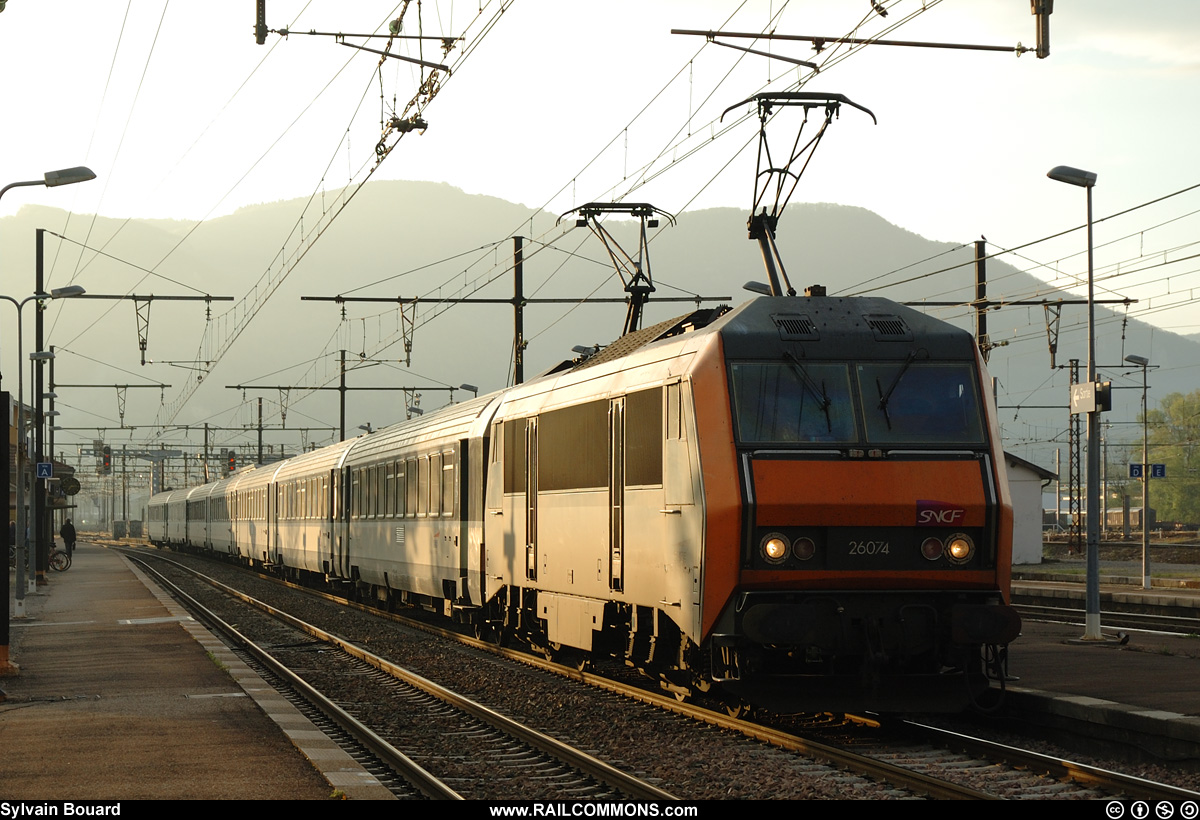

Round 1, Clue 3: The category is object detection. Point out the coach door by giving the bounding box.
[490,417,535,584]
[327,469,342,577]
[609,397,625,592]
[524,418,538,581]
[332,467,350,578]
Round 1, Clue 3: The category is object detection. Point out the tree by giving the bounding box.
[1143,390,1200,525]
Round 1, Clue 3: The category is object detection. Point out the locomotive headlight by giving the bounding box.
[920,536,944,561]
[761,533,790,563]
[945,533,975,564]
[792,536,816,561]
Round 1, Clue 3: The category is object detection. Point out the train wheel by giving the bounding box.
[723,698,749,719]
[474,622,502,645]
[547,642,587,671]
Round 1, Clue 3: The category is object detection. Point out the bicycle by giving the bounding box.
[8,544,29,570]
[49,545,71,572]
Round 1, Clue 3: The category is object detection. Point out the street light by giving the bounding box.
[0,167,96,201]
[1048,164,1104,641]
[1125,353,1153,590]
[5,287,86,617]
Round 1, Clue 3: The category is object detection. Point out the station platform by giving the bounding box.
[1004,559,1200,760]
[4,545,1200,800]
[1,540,394,800]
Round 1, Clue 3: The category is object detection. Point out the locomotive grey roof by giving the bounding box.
[714,295,978,361]
[567,307,731,373]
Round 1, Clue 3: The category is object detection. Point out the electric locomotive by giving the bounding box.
[148,290,1019,713]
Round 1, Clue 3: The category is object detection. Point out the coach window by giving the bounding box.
[502,418,526,493]
[441,452,456,516]
[405,458,418,517]
[667,382,685,441]
[400,458,410,516]
[429,453,442,516]
[539,400,607,491]
[417,456,430,516]
[625,387,664,486]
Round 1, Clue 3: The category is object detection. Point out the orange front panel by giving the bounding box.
[691,337,743,640]
[753,459,987,528]
[738,568,999,590]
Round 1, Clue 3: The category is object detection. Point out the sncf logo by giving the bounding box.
[917,500,966,526]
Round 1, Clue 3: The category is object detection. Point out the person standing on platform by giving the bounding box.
[60,519,77,557]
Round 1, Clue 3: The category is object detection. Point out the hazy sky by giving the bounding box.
[1,1,1198,456]
[3,2,1197,319]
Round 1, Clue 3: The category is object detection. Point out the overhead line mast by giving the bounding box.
[673,4,1054,60]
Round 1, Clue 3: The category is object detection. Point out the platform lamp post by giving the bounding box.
[1125,354,1153,590]
[31,350,57,586]
[1048,164,1103,641]
[4,287,86,616]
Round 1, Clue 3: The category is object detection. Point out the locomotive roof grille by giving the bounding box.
[772,314,819,341]
[864,314,913,341]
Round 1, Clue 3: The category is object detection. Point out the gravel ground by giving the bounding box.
[142,550,912,799]
[137,548,1200,799]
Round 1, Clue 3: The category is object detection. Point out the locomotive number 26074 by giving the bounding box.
[848,540,890,555]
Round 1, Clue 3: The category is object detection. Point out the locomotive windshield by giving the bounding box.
[731,362,857,443]
[857,362,984,445]
[730,360,985,447]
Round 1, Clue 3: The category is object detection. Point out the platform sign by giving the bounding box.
[36,462,52,479]
[1069,382,1097,415]
[1130,464,1143,479]
[1152,463,1167,478]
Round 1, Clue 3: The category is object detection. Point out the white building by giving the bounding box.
[1005,452,1056,565]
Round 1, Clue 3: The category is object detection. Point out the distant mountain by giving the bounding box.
[2,180,1193,479]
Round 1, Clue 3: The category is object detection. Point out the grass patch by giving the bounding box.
[205,650,231,676]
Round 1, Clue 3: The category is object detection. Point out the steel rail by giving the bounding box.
[1014,601,1200,635]
[137,548,1195,800]
[901,720,1200,802]
[128,550,988,799]
[125,554,461,800]
[131,550,678,802]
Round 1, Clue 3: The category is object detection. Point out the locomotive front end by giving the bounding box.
[698,295,1020,713]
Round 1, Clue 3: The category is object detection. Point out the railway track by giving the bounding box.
[126,550,676,801]
[1015,600,1200,636]
[897,719,1200,802]
[121,545,1200,800]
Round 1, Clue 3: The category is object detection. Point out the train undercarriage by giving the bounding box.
[163,540,1017,715]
